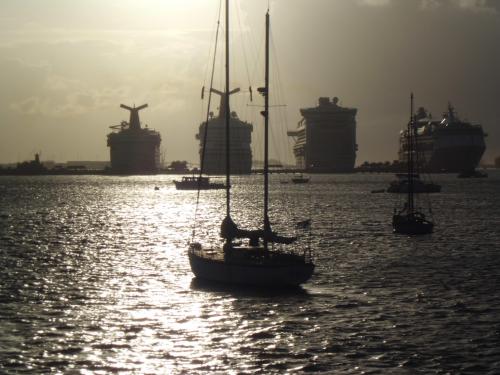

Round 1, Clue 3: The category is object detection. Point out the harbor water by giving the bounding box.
[1,173,499,374]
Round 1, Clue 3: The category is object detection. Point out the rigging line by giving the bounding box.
[235,0,258,123]
[192,0,223,242]
[271,39,293,170]
[270,31,293,165]
[247,35,265,110]
[200,1,223,121]
[235,0,255,90]
[202,0,224,90]
[225,0,231,219]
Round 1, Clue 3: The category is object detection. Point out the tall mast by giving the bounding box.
[408,93,414,213]
[225,0,231,218]
[263,10,270,249]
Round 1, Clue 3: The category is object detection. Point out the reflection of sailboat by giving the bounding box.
[188,3,314,287]
[393,94,434,235]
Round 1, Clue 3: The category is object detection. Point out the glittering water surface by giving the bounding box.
[1,173,500,374]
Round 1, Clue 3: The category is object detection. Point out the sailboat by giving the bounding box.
[392,93,434,235]
[188,3,315,287]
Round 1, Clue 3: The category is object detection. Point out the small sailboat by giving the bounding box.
[188,3,314,287]
[393,94,434,235]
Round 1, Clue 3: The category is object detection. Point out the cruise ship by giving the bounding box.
[287,97,357,173]
[107,104,161,174]
[196,91,253,175]
[399,104,486,173]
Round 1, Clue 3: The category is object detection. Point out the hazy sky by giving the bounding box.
[0,0,499,165]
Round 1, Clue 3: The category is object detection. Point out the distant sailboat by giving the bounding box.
[392,93,434,235]
[188,2,314,287]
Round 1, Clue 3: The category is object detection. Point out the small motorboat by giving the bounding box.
[291,173,309,184]
[174,176,225,190]
[387,173,440,193]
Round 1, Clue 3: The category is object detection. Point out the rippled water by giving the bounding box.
[1,173,499,374]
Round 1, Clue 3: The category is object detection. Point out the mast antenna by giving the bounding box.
[261,10,271,249]
[225,0,231,218]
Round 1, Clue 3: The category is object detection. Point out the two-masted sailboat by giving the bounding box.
[188,2,315,287]
[392,94,434,235]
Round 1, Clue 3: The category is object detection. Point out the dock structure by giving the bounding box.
[107,104,161,174]
[288,97,357,173]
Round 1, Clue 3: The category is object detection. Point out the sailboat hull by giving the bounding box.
[188,248,315,287]
[392,214,434,235]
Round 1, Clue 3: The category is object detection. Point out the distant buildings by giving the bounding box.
[14,153,47,174]
[288,97,357,173]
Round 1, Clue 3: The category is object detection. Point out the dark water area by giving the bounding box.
[1,172,499,374]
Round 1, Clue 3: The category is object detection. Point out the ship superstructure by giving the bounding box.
[196,90,253,174]
[288,97,357,173]
[107,104,161,174]
[399,104,486,172]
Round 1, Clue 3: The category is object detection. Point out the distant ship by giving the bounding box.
[288,97,357,173]
[107,104,161,174]
[196,90,253,175]
[398,104,486,173]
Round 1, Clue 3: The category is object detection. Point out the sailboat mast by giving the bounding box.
[225,0,231,217]
[408,93,415,213]
[263,10,271,248]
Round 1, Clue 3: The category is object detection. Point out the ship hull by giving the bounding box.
[289,97,357,173]
[393,214,434,235]
[188,249,314,287]
[174,181,225,190]
[425,145,485,173]
[197,116,253,175]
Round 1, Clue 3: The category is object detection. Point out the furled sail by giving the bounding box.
[220,216,296,245]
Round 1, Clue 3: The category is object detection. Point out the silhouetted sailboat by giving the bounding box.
[188,3,314,287]
[393,93,434,235]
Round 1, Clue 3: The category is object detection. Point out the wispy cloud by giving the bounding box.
[358,0,499,12]
[357,0,391,6]
[451,0,500,13]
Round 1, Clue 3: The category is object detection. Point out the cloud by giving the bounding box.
[357,0,391,6]
[451,0,500,13]
[357,0,500,12]
[420,0,499,12]
[0,27,211,118]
